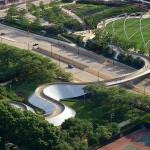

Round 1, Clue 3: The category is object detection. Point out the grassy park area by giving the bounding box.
[61,83,150,126]
[106,18,150,52]
[61,94,147,125]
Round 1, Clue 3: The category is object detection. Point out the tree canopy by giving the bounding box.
[0,43,72,83]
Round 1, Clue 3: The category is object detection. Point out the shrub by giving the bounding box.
[117,53,144,69]
[62,0,73,2]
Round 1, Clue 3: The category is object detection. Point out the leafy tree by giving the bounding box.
[0,102,63,149]
[18,9,27,19]
[107,123,120,135]
[55,141,71,150]
[7,4,17,16]
[117,53,126,63]
[0,43,72,83]
[5,4,17,22]
[39,1,45,10]
[86,37,114,57]
[32,17,41,27]
[126,54,134,66]
[88,132,99,146]
[62,118,93,138]
[117,53,144,69]
[133,57,144,69]
[102,44,114,58]
[96,126,112,142]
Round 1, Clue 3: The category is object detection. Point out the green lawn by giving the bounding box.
[63,4,109,17]
[106,18,150,52]
[62,99,101,121]
[61,98,145,124]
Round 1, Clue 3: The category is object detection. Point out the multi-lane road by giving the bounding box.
[0,23,135,83]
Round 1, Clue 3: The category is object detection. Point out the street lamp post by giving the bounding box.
[144,86,146,95]
[110,113,115,122]
[98,71,100,81]
[113,58,115,67]
[77,46,79,54]
[59,54,60,68]
[28,41,32,50]
[51,44,53,56]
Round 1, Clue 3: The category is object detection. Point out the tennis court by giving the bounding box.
[135,133,150,147]
[99,129,150,150]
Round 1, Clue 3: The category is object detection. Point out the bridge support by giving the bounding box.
[122,80,133,89]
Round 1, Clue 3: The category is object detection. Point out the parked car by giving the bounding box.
[0,32,5,35]
[0,18,5,22]
[68,64,74,69]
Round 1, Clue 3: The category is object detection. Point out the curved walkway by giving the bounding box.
[27,48,150,126]
[9,100,35,113]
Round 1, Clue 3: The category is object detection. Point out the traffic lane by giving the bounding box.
[46,56,103,83]
[0,24,135,79]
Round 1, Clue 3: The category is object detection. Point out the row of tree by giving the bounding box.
[86,30,114,57]
[42,5,83,31]
[84,83,150,114]
[118,53,144,69]
[0,102,88,150]
[0,86,21,102]
[0,43,71,84]
[5,2,84,40]
[86,38,114,58]
[61,84,149,147]
[5,4,66,36]
[27,2,83,31]
[0,101,121,149]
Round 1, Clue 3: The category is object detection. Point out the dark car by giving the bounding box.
[68,64,74,69]
[0,18,5,22]
[32,43,39,46]
[1,33,5,35]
